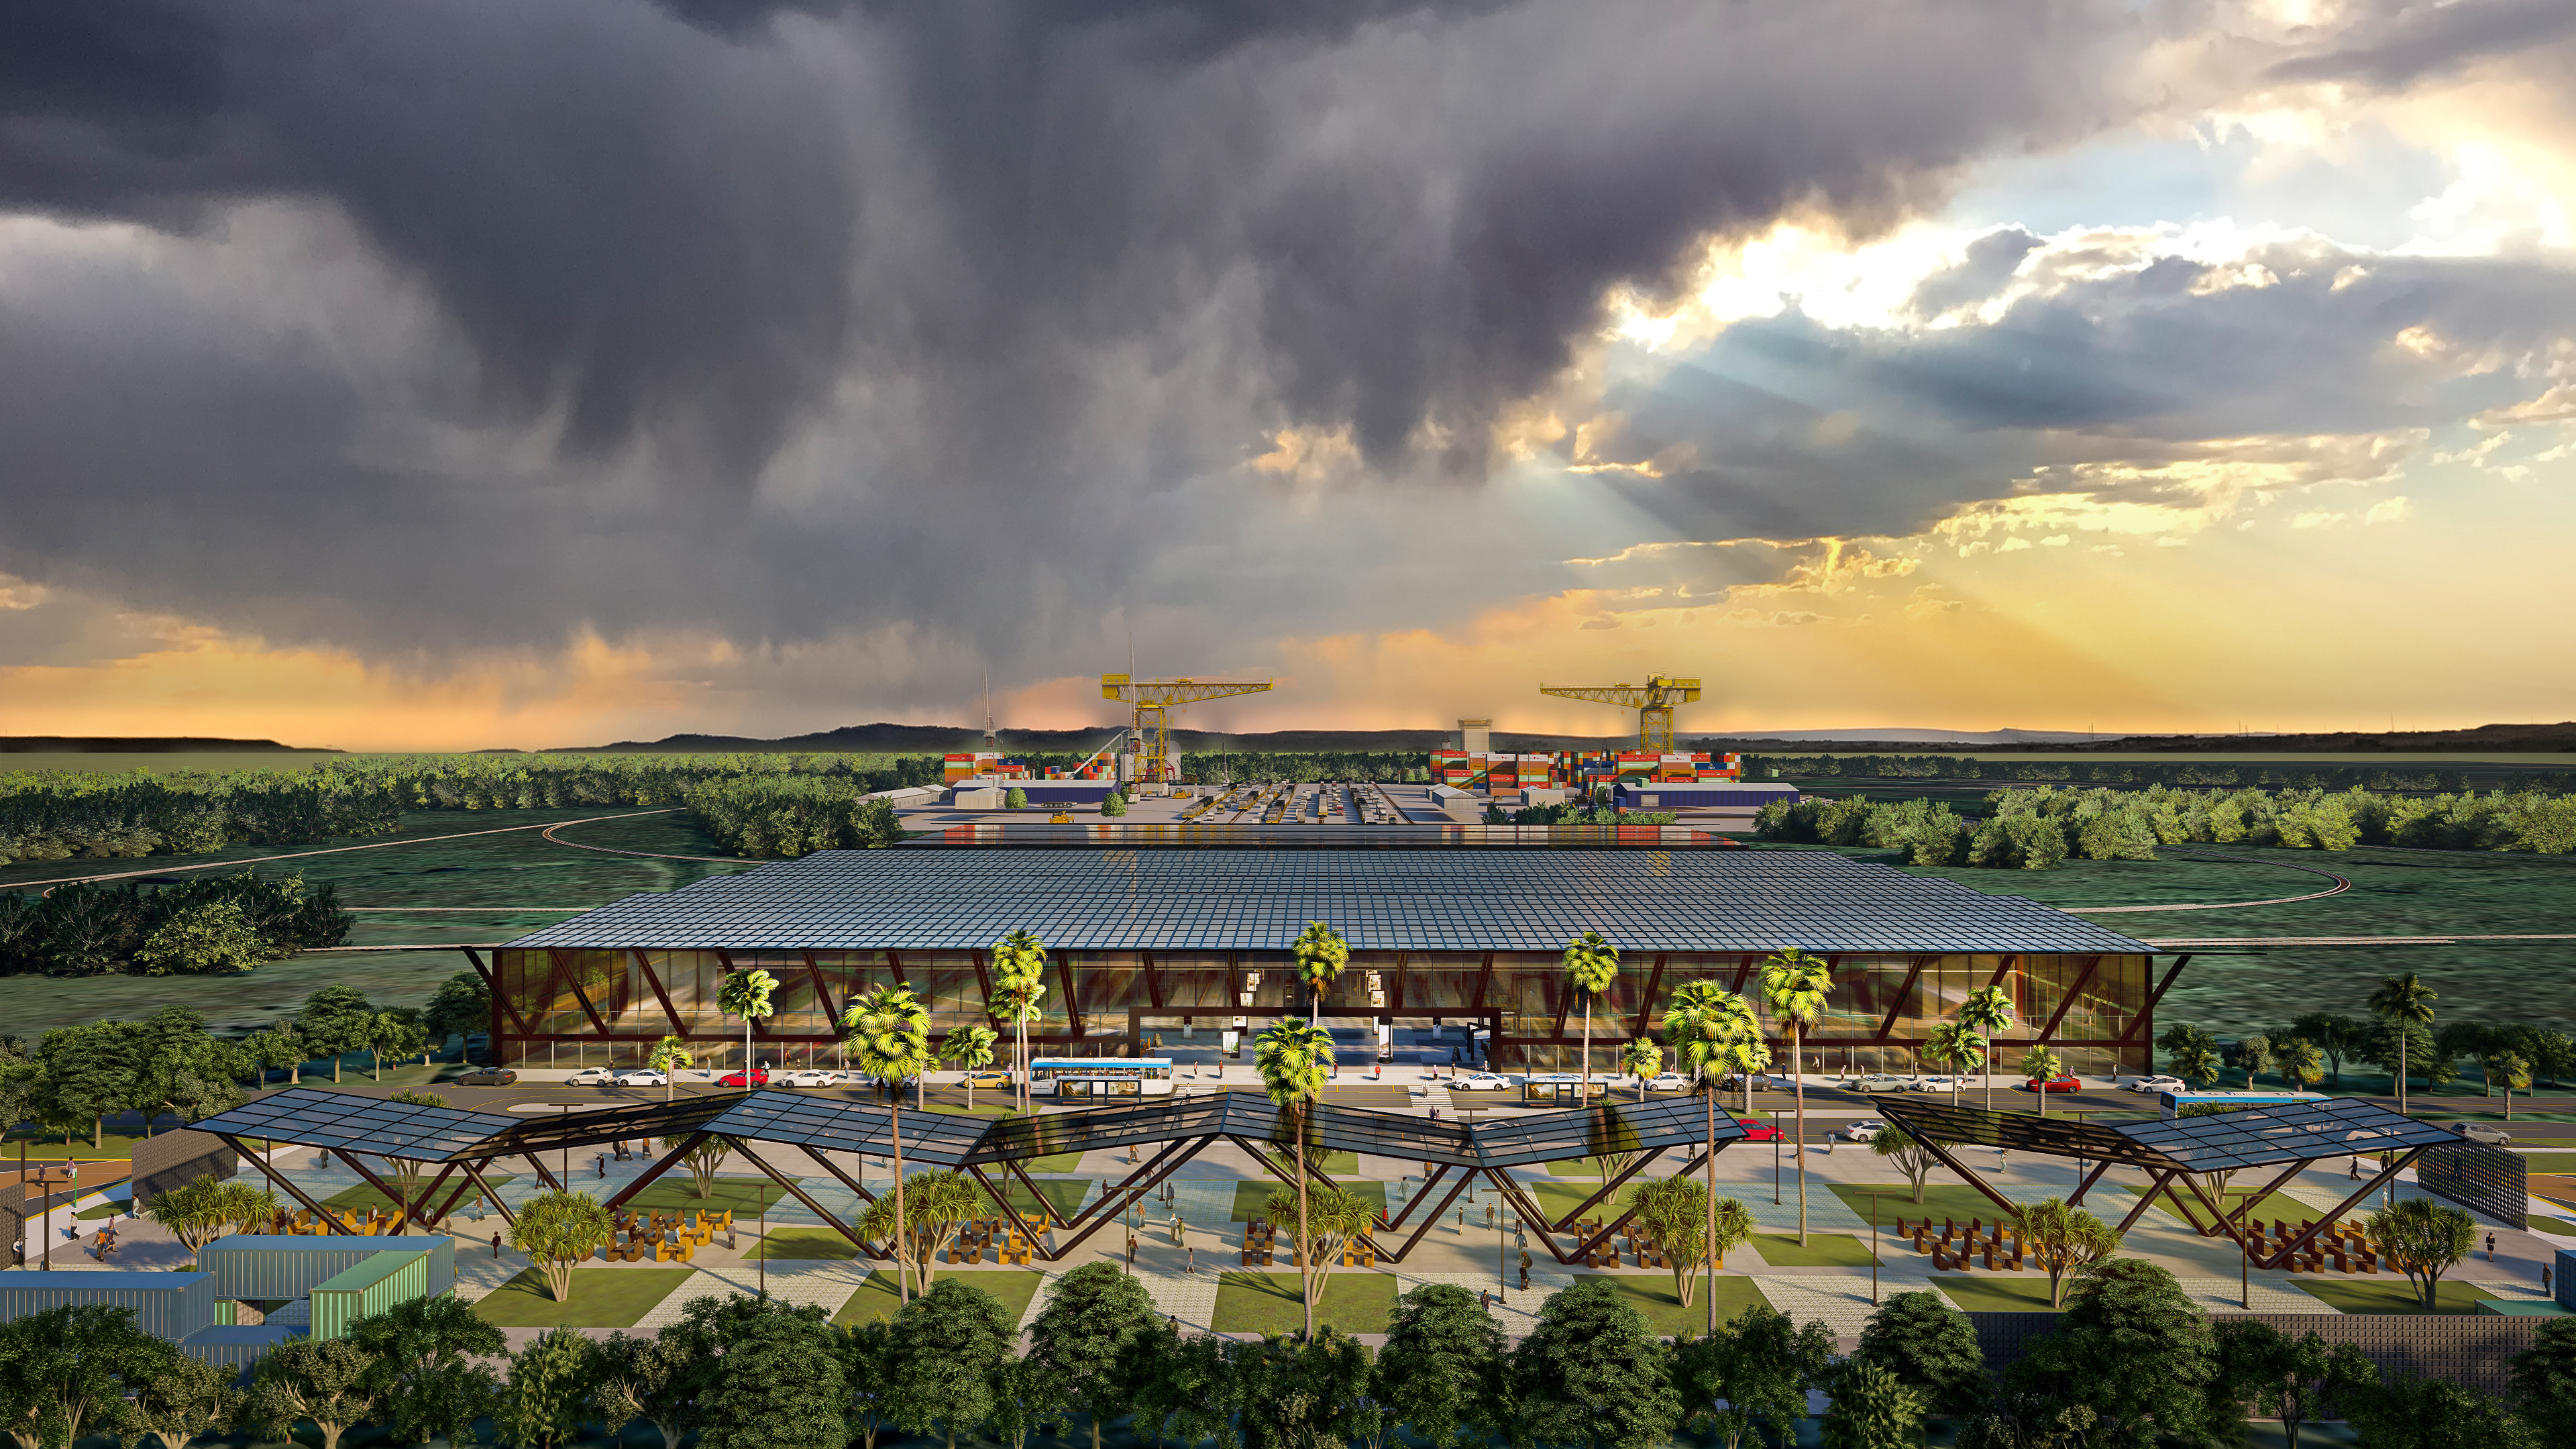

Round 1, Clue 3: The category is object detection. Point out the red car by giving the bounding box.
[2023,1074,2082,1093]
[718,1068,771,1087]
[1735,1117,1784,1142]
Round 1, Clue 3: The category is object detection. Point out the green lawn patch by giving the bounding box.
[1228,1179,1388,1222]
[833,1269,1045,1328]
[1930,1277,2064,1313]
[2527,1216,2576,1238]
[1749,1232,1880,1268]
[747,1225,867,1261]
[324,1174,516,1216]
[2116,1184,2339,1232]
[1212,1271,1403,1334]
[472,1267,698,1328]
[2,1128,149,1161]
[1532,1181,1633,1225]
[979,1177,1094,1226]
[1572,1273,1770,1336]
[1249,1150,1361,1178]
[2291,1279,2500,1316]
[621,1177,798,1218]
[1827,1182,2030,1230]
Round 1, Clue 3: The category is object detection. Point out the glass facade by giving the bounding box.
[484,947,2156,1075]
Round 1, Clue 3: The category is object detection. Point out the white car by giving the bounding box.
[1843,1120,1888,1142]
[566,1067,615,1086]
[1450,1073,1513,1091]
[612,1068,668,1087]
[1646,1073,1693,1093]
[2127,1075,2187,1094]
[777,1070,841,1089]
[1913,1076,1955,1093]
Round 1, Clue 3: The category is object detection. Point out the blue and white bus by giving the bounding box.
[1030,1057,1176,1099]
[2156,1089,2326,1121]
[1518,1073,1613,1105]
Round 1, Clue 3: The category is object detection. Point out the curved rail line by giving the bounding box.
[9,808,684,894]
[539,817,746,864]
[2058,847,2353,914]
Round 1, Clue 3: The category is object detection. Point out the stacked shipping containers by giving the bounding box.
[309,1250,432,1341]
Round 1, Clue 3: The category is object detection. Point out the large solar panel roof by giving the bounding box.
[2110,1097,2460,1172]
[502,848,2148,954]
[195,1089,526,1163]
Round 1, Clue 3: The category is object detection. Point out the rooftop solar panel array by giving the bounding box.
[502,848,2149,954]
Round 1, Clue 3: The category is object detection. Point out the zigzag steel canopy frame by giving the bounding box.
[195,1087,1748,1263]
[1872,1095,2459,1271]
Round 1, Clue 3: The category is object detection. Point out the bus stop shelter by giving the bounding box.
[193,1087,1747,1267]
[1871,1095,2461,1271]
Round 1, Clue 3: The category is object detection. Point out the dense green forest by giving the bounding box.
[0,871,350,977]
[1757,783,2576,866]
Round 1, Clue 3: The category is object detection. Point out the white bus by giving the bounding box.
[1518,1073,1613,1105]
[1029,1057,1177,1099]
[2157,1089,2326,1121]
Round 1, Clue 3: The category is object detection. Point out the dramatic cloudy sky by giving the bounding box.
[3,0,2573,747]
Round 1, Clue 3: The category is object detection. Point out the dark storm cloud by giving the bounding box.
[0,0,2199,681]
[2264,0,2576,91]
[1568,242,2576,559]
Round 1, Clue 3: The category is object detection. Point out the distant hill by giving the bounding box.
[549,719,2576,756]
[0,736,332,753]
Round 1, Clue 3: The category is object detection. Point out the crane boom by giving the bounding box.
[1102,674,1274,789]
[1538,673,1702,752]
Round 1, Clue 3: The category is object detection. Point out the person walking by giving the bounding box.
[490,1231,502,1259]
[1127,1231,1138,1271]
[1185,1245,1196,1276]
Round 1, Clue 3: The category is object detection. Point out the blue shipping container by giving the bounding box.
[0,1272,214,1342]
[201,1235,457,1299]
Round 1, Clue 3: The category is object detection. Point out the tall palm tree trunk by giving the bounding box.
[1793,1022,1808,1246]
[1705,1078,1718,1334]
[1581,998,1593,1104]
[1296,1108,1313,1341]
[892,1093,909,1302]
[2398,1036,2408,1116]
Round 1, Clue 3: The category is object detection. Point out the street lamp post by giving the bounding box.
[1868,1191,1882,1305]
[1772,1111,1782,1205]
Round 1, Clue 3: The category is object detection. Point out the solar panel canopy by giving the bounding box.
[502,847,2148,955]
[2110,1097,2459,1172]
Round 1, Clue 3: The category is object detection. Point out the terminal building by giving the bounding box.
[476,843,2167,1079]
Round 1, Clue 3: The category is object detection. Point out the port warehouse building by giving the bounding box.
[478,837,2167,1076]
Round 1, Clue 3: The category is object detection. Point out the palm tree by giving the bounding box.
[2018,1046,2063,1119]
[2368,973,2438,1115]
[842,985,934,1303]
[1621,1038,1662,1102]
[1661,981,1733,1334]
[646,1035,692,1104]
[2487,1051,2531,1122]
[1562,930,1621,1103]
[1256,1019,1334,1340]
[1958,985,2017,1112]
[718,968,778,1081]
[1291,922,1350,1026]
[1758,949,1833,1246]
[941,1024,1000,1110]
[1923,1022,1986,1107]
[2280,1038,2326,1095]
[989,931,1049,1114]
[1715,1016,1771,1118]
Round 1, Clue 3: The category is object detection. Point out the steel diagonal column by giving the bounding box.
[460,1163,518,1228]
[1486,1172,1579,1265]
[214,1133,356,1234]
[1387,1168,1479,1262]
[464,947,537,1038]
[2175,1173,2251,1246]
[1544,1146,1666,1232]
[428,1167,488,1225]
[632,951,688,1036]
[967,1164,1051,1257]
[1875,958,1931,1042]
[1002,1157,1065,1228]
[549,951,614,1038]
[723,1137,875,1257]
[1061,1137,1206,1238]
[802,1152,881,1210]
[2067,1159,2115,1207]
[1051,1139,1215,1259]
[2222,1161,2314,1234]
[1381,1165,1452,1235]
[2254,1148,2426,1271]
[2115,1171,2179,1232]
[328,1150,428,1230]
[1886,1126,2024,1219]
[798,951,837,1020]
[1566,1148,1709,1263]
[2034,957,2103,1045]
[602,1133,714,1214]
[2119,957,2192,1044]
[517,1153,569,1196]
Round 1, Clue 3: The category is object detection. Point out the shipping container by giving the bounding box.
[0,1272,214,1342]
[180,1324,303,1381]
[310,1250,431,1341]
[202,1235,456,1301]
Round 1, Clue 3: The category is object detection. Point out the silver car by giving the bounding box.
[2450,1122,2512,1146]
[1851,1074,1914,1093]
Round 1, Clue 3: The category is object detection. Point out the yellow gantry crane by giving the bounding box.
[1538,674,1702,752]
[1102,674,1273,787]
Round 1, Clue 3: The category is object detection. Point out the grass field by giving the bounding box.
[1748,1232,1880,1267]
[623,1177,798,1218]
[1827,1182,2017,1230]
[1212,1270,1402,1334]
[472,1267,698,1328]
[1247,1150,1362,1178]
[1570,1273,1772,1334]
[747,1225,866,1260]
[323,1173,515,1216]
[981,1177,1093,1224]
[1229,1179,1387,1221]
[833,1268,1045,1327]
[2290,1279,2500,1314]
[1929,1276,2064,1313]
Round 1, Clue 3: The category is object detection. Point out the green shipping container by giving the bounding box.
[308,1250,431,1342]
